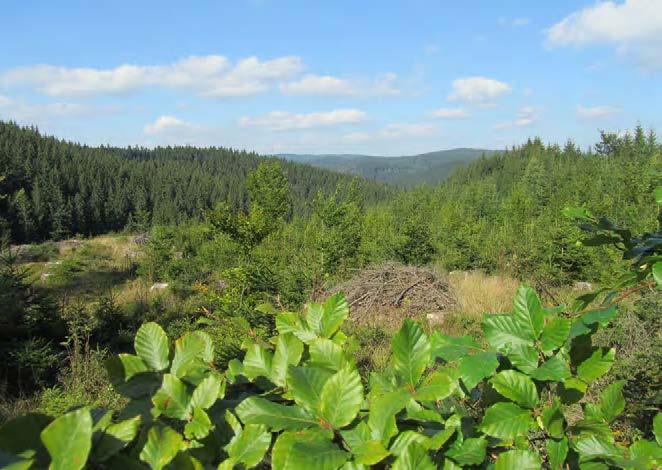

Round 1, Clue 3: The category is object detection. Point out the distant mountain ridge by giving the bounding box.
[278,148,496,186]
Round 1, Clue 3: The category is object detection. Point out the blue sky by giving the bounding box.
[1,0,661,155]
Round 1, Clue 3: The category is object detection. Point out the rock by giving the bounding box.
[426,313,442,323]
[573,281,593,291]
[150,282,169,292]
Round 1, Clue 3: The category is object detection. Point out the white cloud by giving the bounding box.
[448,76,511,103]
[0,95,12,107]
[430,107,470,119]
[144,115,197,135]
[576,104,620,119]
[380,122,437,138]
[494,106,538,129]
[239,109,367,131]
[0,55,303,98]
[280,75,355,95]
[546,0,662,70]
[280,72,399,96]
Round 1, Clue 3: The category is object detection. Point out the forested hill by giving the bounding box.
[376,129,660,283]
[279,148,494,186]
[0,121,392,243]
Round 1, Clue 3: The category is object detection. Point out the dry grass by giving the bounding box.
[447,270,520,317]
[439,270,520,337]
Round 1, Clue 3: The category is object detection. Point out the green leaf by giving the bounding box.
[628,439,662,468]
[599,380,626,423]
[0,413,51,463]
[494,450,541,470]
[490,370,539,408]
[40,408,92,470]
[414,370,456,401]
[429,333,481,361]
[152,374,192,419]
[305,303,325,334]
[391,319,431,388]
[184,407,212,440]
[367,390,409,442]
[235,396,318,431]
[189,373,222,410]
[242,344,274,381]
[559,377,588,404]
[134,322,170,371]
[319,293,349,338]
[577,348,615,382]
[482,314,533,350]
[350,440,389,465]
[531,354,571,382]
[540,398,566,439]
[92,416,141,462]
[580,305,617,328]
[654,413,662,445]
[271,334,304,386]
[224,424,271,468]
[389,431,429,456]
[653,262,662,286]
[308,338,347,372]
[118,354,150,381]
[0,452,33,470]
[139,425,183,470]
[170,332,209,379]
[506,344,539,374]
[540,317,572,354]
[512,286,544,339]
[286,365,332,412]
[479,402,534,439]
[445,437,488,466]
[574,435,623,462]
[572,420,616,443]
[276,311,317,343]
[392,442,435,470]
[459,352,499,390]
[271,430,348,470]
[546,438,568,470]
[319,366,364,428]
[428,427,456,450]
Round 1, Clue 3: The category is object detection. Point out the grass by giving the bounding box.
[440,270,520,338]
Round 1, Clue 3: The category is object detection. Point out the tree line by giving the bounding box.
[0,121,392,243]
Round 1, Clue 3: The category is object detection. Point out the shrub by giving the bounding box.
[1,286,660,469]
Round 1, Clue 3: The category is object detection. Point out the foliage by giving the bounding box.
[2,283,660,468]
[0,121,391,244]
[208,161,291,254]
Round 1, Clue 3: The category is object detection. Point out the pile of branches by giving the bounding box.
[322,263,456,328]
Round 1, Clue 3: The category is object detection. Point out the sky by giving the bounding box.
[1,0,661,156]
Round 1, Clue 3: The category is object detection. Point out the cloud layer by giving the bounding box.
[546,0,662,70]
[1,55,304,98]
[448,77,511,103]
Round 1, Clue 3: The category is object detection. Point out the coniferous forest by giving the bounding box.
[0,121,661,469]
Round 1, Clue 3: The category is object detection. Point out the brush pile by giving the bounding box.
[322,263,456,328]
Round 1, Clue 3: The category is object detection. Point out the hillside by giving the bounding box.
[279,148,495,186]
[0,121,393,243]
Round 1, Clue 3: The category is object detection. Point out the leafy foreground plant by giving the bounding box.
[1,286,661,469]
